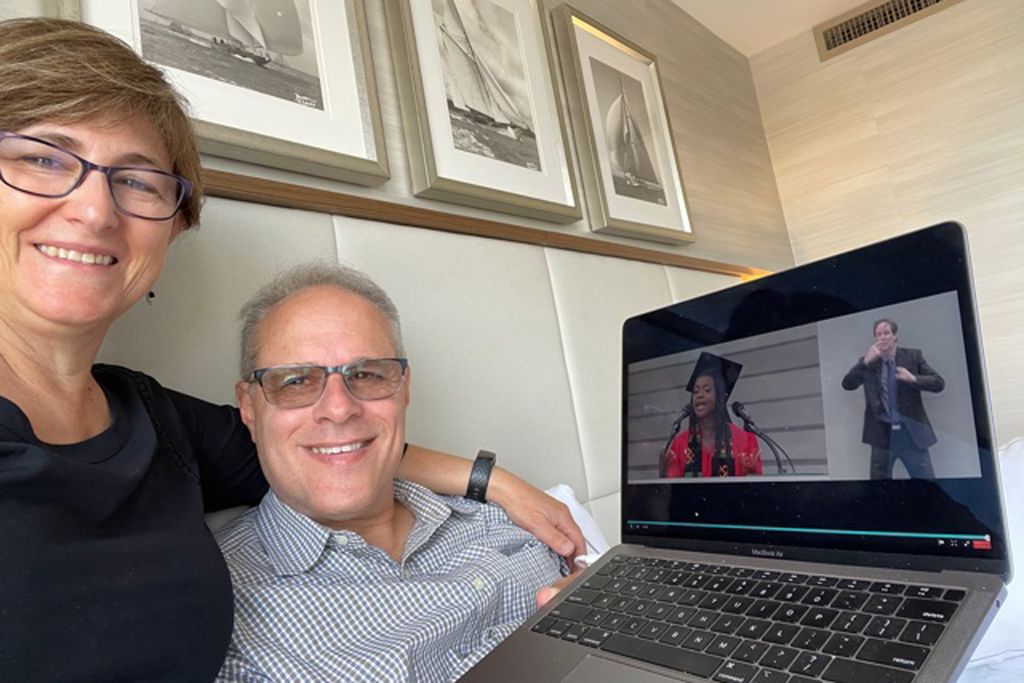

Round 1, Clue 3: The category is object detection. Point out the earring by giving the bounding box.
[146,291,156,305]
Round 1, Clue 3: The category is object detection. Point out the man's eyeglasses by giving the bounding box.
[249,358,409,408]
[0,131,192,221]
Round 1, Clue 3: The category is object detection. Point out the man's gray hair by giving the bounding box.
[238,261,404,379]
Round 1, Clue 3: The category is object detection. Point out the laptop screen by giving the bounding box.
[621,223,1008,576]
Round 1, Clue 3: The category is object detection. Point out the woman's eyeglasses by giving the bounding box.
[249,358,409,408]
[0,131,191,221]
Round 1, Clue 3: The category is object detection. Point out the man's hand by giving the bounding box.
[487,468,586,560]
[895,366,916,383]
[864,343,882,364]
[536,572,581,608]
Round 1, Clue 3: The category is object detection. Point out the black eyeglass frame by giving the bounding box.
[0,130,193,221]
[248,357,409,407]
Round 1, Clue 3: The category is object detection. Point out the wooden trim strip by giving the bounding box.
[202,169,767,278]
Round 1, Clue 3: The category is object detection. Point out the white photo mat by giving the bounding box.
[553,5,693,243]
[387,0,580,222]
[79,0,388,185]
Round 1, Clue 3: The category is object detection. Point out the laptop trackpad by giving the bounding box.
[561,655,679,683]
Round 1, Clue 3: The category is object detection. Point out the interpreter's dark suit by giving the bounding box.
[842,347,945,478]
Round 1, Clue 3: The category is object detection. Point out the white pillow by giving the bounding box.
[961,438,1024,681]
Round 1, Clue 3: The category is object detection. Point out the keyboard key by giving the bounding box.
[752,670,790,683]
[822,632,864,657]
[823,657,914,683]
[601,634,724,678]
[905,584,944,599]
[761,645,799,670]
[562,623,589,642]
[870,581,906,595]
[681,629,714,651]
[802,588,838,606]
[711,614,743,634]
[779,573,809,584]
[791,627,829,651]
[832,590,869,611]
[678,589,707,606]
[583,609,608,626]
[701,593,730,611]
[657,586,684,602]
[549,603,591,622]
[899,620,944,646]
[706,576,732,592]
[714,660,759,683]
[626,599,654,616]
[545,618,572,637]
[685,574,712,589]
[579,628,613,648]
[708,634,741,657]
[790,651,832,677]
[646,603,673,622]
[730,567,756,578]
[863,594,902,615]
[800,607,839,629]
[747,599,781,619]
[566,588,600,605]
[708,565,732,575]
[738,618,771,639]
[764,623,800,645]
[639,621,670,640]
[833,611,870,633]
[754,570,781,581]
[689,610,719,629]
[896,597,958,623]
[857,638,929,670]
[774,604,808,623]
[751,582,782,599]
[944,589,967,602]
[667,606,697,624]
[776,586,809,602]
[724,596,756,614]
[733,639,770,663]
[659,625,691,646]
[531,616,556,633]
[807,575,839,587]
[727,579,757,595]
[864,616,907,639]
[620,617,648,636]
[836,578,871,591]
[581,575,610,591]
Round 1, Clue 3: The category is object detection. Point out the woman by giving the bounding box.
[660,364,762,478]
[0,18,581,681]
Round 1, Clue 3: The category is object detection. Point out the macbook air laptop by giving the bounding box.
[464,222,1010,683]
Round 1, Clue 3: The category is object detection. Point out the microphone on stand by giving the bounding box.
[730,401,794,474]
[731,401,755,428]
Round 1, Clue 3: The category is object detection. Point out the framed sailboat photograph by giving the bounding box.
[552,5,694,243]
[75,0,389,186]
[386,0,580,223]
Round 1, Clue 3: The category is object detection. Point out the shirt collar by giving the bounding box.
[255,481,482,575]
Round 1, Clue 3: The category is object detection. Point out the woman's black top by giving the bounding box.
[0,364,267,682]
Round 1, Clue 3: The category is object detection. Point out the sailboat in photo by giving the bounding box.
[604,79,665,204]
[436,0,531,139]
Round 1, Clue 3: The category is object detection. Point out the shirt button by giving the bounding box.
[335,535,348,546]
[472,577,486,591]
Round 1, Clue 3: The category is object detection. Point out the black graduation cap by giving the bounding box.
[686,352,743,399]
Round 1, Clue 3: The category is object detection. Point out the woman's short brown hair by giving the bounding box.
[0,17,203,228]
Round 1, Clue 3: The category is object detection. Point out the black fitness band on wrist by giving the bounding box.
[465,450,496,502]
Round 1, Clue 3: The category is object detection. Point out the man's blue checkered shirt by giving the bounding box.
[215,480,563,681]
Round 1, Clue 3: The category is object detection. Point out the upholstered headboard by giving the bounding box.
[96,196,739,544]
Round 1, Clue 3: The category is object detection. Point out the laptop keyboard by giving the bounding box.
[532,553,966,683]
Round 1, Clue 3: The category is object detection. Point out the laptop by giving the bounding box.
[464,222,1011,683]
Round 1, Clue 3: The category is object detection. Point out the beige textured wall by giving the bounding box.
[751,0,1023,442]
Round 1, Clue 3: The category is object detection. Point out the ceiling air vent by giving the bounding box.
[813,0,964,61]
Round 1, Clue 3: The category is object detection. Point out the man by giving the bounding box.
[215,263,566,681]
[842,318,945,479]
